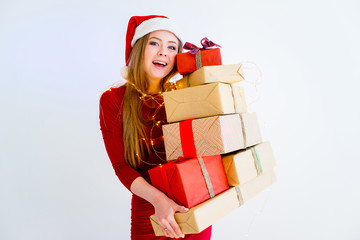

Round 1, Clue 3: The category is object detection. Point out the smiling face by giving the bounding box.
[143,30,179,89]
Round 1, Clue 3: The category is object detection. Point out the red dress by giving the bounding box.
[99,85,212,240]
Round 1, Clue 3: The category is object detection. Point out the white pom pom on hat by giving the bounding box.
[120,66,129,80]
[121,15,182,79]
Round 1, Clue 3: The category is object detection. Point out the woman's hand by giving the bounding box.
[130,177,189,238]
[153,194,189,238]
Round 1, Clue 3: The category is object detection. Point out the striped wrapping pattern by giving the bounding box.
[163,123,184,160]
[193,117,223,156]
[163,116,224,160]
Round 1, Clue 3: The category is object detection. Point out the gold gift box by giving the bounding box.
[175,64,245,89]
[163,82,247,123]
[150,171,276,236]
[222,142,276,186]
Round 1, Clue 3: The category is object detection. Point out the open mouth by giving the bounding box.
[153,60,167,67]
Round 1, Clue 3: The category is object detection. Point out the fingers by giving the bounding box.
[176,206,189,213]
[155,198,188,238]
[168,218,184,238]
[161,223,174,238]
[160,217,184,238]
[165,205,187,237]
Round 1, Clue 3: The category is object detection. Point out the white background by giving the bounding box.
[1,0,359,239]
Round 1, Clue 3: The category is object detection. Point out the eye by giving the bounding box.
[168,45,177,51]
[150,41,159,46]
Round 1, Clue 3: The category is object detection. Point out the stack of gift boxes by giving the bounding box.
[149,38,277,236]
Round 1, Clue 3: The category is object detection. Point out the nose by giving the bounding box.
[158,46,167,56]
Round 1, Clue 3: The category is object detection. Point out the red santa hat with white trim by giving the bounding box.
[121,15,182,79]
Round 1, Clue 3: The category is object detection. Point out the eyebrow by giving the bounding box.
[149,36,178,45]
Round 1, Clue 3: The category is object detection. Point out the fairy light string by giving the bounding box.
[126,81,177,166]
[236,61,263,112]
[242,186,273,239]
[238,62,274,240]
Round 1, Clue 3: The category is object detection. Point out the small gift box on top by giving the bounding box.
[176,37,222,75]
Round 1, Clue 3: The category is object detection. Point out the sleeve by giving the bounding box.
[99,89,141,191]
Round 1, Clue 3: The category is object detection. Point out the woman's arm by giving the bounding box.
[130,177,188,238]
[100,88,142,189]
[100,88,187,238]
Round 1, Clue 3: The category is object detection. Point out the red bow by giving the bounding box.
[183,37,221,54]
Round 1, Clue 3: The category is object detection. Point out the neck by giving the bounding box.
[147,78,161,94]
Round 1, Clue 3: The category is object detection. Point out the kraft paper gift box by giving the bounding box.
[148,155,229,208]
[163,82,247,123]
[163,113,262,161]
[176,48,222,75]
[175,64,245,89]
[150,171,276,236]
[222,142,277,186]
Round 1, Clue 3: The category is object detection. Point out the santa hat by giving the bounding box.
[121,15,182,79]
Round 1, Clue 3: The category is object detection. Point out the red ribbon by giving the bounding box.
[179,120,197,158]
[159,120,198,199]
[183,37,221,54]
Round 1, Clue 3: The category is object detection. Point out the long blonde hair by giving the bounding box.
[123,33,182,168]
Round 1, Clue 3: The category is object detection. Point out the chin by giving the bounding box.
[151,71,171,80]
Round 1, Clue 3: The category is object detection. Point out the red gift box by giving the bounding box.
[149,155,229,208]
[176,37,222,75]
[176,48,222,75]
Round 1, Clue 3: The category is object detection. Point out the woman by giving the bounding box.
[99,15,212,239]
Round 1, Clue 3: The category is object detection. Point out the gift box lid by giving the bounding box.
[175,64,245,89]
